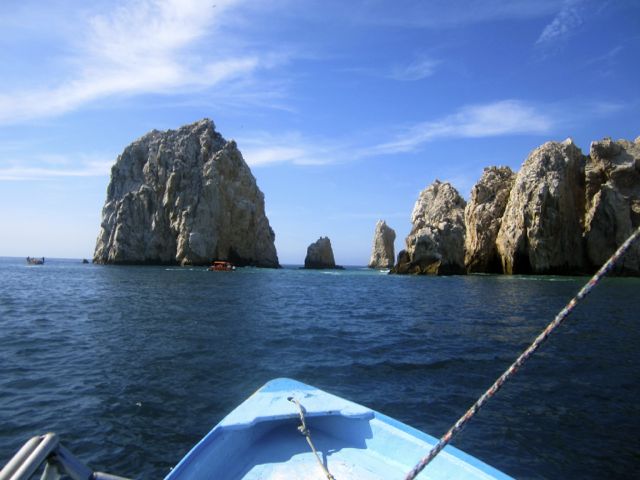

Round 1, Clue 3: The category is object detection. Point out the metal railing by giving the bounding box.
[0,433,131,480]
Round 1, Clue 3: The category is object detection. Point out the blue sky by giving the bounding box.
[0,0,638,265]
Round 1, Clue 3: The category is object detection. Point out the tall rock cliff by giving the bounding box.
[496,139,586,274]
[368,220,396,269]
[584,137,640,275]
[464,166,516,273]
[93,119,279,267]
[393,180,466,275]
[304,237,339,269]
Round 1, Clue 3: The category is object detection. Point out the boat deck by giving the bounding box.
[165,379,513,480]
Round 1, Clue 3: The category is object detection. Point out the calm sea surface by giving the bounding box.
[0,257,638,479]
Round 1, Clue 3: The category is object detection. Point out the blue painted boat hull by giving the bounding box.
[165,378,513,479]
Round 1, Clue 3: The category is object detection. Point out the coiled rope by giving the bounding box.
[405,225,640,480]
[288,396,336,480]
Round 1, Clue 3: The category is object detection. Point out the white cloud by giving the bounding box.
[242,146,313,166]
[237,100,553,166]
[536,0,586,47]
[366,100,552,155]
[238,132,344,166]
[0,0,284,124]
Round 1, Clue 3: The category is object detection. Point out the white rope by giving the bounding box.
[288,397,336,480]
[405,225,640,479]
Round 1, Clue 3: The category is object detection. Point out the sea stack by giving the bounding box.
[93,119,279,267]
[464,167,516,273]
[368,220,396,269]
[496,139,586,275]
[393,180,466,275]
[304,237,340,269]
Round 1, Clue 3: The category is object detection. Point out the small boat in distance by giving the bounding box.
[26,257,44,265]
[208,261,235,271]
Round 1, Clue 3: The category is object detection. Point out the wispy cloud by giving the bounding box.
[0,156,112,181]
[352,0,562,29]
[365,100,552,155]
[345,56,441,82]
[235,100,554,166]
[581,45,624,77]
[0,0,287,124]
[535,0,586,49]
[238,132,348,167]
[389,58,440,81]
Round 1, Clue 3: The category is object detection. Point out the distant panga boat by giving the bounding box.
[26,257,44,265]
[0,378,512,479]
[208,261,235,271]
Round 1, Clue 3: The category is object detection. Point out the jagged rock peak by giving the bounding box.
[304,236,340,269]
[368,220,396,269]
[464,166,516,273]
[393,180,466,275]
[496,140,586,274]
[584,136,640,275]
[93,118,280,267]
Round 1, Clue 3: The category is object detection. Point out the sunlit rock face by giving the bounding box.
[496,139,586,275]
[584,137,640,275]
[93,119,279,267]
[368,220,396,269]
[391,137,640,277]
[394,180,466,275]
[464,166,516,273]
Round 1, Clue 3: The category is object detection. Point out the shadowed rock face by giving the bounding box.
[584,137,640,275]
[368,220,396,269]
[393,180,466,275]
[464,166,516,273]
[304,237,337,269]
[93,119,279,267]
[495,139,587,275]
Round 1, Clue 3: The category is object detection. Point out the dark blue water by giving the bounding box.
[0,257,638,479]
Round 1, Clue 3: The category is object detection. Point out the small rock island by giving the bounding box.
[304,237,343,269]
[93,119,279,267]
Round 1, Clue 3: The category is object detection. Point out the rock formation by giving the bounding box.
[368,220,396,269]
[93,119,279,267]
[391,136,639,276]
[304,237,340,269]
[495,139,586,274]
[464,167,516,273]
[393,180,466,275]
[584,137,640,275]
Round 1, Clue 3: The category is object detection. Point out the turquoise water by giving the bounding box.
[0,257,638,479]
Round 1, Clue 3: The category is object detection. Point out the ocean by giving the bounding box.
[0,257,638,479]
